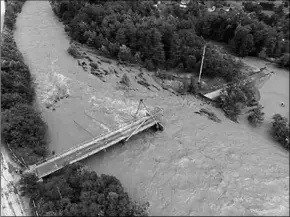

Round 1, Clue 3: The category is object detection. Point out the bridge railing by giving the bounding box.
[203,71,271,94]
[35,108,161,166]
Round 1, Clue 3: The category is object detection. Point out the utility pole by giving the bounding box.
[56,185,63,200]
[198,44,207,84]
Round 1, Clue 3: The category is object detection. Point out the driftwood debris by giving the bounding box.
[195,108,221,123]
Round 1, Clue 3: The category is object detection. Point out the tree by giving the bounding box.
[144,59,155,71]
[116,27,127,45]
[218,83,257,122]
[278,53,290,68]
[185,55,196,72]
[19,164,149,216]
[150,29,165,67]
[118,45,132,62]
[231,25,254,57]
[247,104,265,126]
[169,32,182,68]
[271,114,289,149]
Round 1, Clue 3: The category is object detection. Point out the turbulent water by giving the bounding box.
[15,1,289,215]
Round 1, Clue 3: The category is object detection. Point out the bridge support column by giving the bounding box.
[154,122,164,131]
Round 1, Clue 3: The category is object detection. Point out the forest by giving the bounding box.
[49,0,289,73]
[20,163,149,216]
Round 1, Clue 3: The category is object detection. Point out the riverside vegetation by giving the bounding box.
[1,0,48,165]
[2,0,289,216]
[2,1,150,216]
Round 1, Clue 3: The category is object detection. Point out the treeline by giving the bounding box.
[49,0,243,82]
[240,1,289,67]
[1,0,48,165]
[196,4,289,64]
[49,0,289,76]
[20,163,149,216]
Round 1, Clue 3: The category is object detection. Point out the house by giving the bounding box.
[180,0,190,8]
[208,6,216,12]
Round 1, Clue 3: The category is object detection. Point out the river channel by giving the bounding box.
[15,1,289,215]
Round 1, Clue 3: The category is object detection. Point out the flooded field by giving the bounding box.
[14,1,289,216]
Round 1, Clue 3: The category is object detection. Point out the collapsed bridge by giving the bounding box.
[26,101,163,179]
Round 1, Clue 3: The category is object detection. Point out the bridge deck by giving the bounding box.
[202,72,272,100]
[29,114,161,179]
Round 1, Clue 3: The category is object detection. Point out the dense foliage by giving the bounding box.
[197,1,289,61]
[218,83,258,122]
[49,0,247,82]
[20,163,149,216]
[1,0,48,165]
[247,104,265,126]
[271,114,289,150]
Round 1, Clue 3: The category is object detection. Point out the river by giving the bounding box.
[15,1,289,216]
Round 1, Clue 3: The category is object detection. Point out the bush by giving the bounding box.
[278,53,290,68]
[144,59,155,71]
[89,62,99,70]
[247,104,265,126]
[20,163,149,216]
[120,74,130,86]
[118,45,132,62]
[67,44,82,58]
[271,114,289,150]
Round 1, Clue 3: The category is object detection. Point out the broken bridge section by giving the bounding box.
[26,108,163,179]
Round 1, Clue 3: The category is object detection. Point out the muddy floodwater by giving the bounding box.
[15,1,289,216]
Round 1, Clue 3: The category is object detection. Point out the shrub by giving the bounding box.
[185,55,196,72]
[247,104,265,126]
[144,59,155,71]
[20,163,149,216]
[189,76,199,94]
[120,74,130,86]
[89,62,99,70]
[278,53,290,68]
[271,114,289,150]
[67,44,82,58]
[118,45,132,62]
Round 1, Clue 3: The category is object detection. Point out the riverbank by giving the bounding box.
[1,148,31,216]
[1,0,46,215]
[14,1,289,215]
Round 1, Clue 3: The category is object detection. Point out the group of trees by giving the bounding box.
[218,83,260,122]
[49,0,289,78]
[241,1,290,67]
[271,114,289,150]
[196,3,289,65]
[49,0,247,83]
[20,163,149,216]
[1,0,48,165]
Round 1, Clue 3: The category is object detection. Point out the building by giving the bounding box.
[180,0,190,8]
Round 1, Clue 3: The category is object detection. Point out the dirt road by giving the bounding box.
[14,1,289,215]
